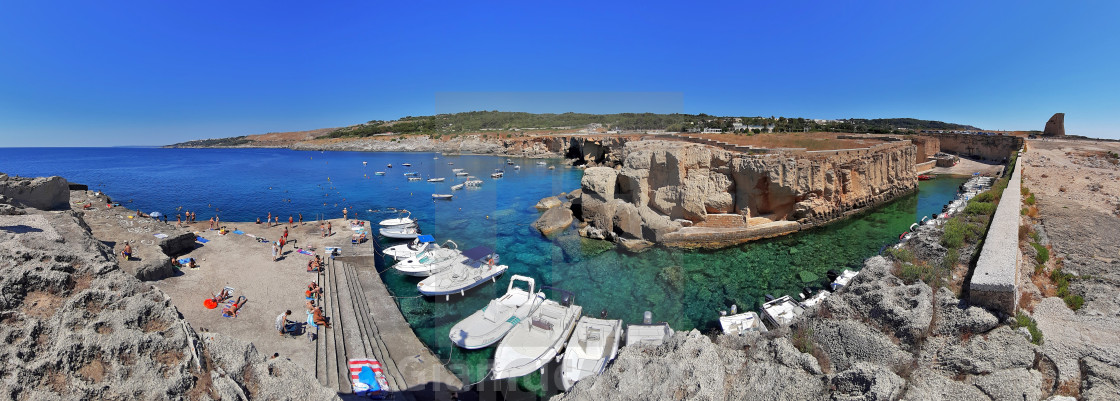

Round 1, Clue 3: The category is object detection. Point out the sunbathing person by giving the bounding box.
[188,258,197,269]
[223,295,247,317]
[307,282,323,298]
[212,287,232,303]
[312,306,331,328]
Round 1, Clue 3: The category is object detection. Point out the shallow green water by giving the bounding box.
[378,175,968,387]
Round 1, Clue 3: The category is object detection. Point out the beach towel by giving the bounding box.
[154,233,169,239]
[196,237,209,243]
[306,311,319,329]
[177,258,192,265]
[298,249,313,256]
[233,230,245,235]
[349,359,389,398]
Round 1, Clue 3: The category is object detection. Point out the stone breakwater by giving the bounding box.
[0,174,338,400]
[572,140,918,248]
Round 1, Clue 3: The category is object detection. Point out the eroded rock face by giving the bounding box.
[533,206,573,236]
[0,173,71,211]
[575,140,918,247]
[0,197,337,400]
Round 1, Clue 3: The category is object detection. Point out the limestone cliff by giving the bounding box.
[577,140,918,248]
[289,134,628,165]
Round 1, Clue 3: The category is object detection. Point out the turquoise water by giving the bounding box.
[0,147,966,391]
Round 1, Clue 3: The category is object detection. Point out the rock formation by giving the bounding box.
[0,180,338,400]
[0,173,71,211]
[1044,113,1066,136]
[575,140,918,248]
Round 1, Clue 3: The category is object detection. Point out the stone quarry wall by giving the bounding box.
[0,173,70,211]
[911,135,940,162]
[969,154,1023,315]
[933,134,1022,162]
[1044,113,1066,136]
[578,140,918,247]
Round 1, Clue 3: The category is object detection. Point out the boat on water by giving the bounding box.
[362,161,367,166]
[408,177,422,181]
[374,171,386,176]
[432,194,453,200]
[625,311,672,346]
[448,162,454,165]
[427,177,445,182]
[560,316,622,391]
[799,289,830,309]
[455,171,470,176]
[379,210,415,228]
[402,163,412,167]
[514,165,520,170]
[536,161,547,166]
[491,289,582,380]
[918,174,935,180]
[404,171,420,176]
[464,179,483,187]
[548,166,555,170]
[491,169,504,178]
[506,159,514,165]
[395,240,465,276]
[417,246,508,299]
[719,306,767,336]
[451,183,465,190]
[452,168,464,172]
[761,295,805,328]
[449,275,545,349]
[379,225,421,240]
[383,234,435,261]
[830,269,858,291]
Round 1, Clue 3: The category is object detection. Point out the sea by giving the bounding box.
[1,147,968,392]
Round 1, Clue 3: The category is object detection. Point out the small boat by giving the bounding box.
[799,289,830,309]
[382,235,435,261]
[451,183,465,191]
[625,311,673,346]
[506,159,514,165]
[417,246,508,300]
[374,172,386,176]
[362,161,367,166]
[387,164,392,168]
[918,174,934,180]
[394,240,465,277]
[830,269,858,291]
[719,309,767,336]
[452,168,464,173]
[432,194,453,200]
[379,210,415,228]
[427,177,445,182]
[448,162,454,165]
[560,316,623,391]
[380,225,420,239]
[548,166,555,170]
[408,177,421,181]
[513,165,520,170]
[455,171,470,176]
[491,289,582,380]
[449,275,546,349]
[761,295,805,328]
[491,169,504,178]
[536,161,547,166]
[402,163,412,167]
[404,172,420,176]
[465,179,483,187]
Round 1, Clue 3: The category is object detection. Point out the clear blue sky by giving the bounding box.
[2,1,1118,146]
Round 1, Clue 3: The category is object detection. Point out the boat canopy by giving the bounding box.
[416,235,435,243]
[462,246,495,261]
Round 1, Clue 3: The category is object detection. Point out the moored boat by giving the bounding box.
[625,311,673,346]
[491,289,582,380]
[491,169,504,178]
[432,194,452,200]
[719,309,767,335]
[761,295,805,328]
[451,183,465,190]
[427,177,445,182]
[374,171,386,176]
[449,275,545,349]
[560,316,622,391]
[417,246,508,299]
[379,210,415,228]
[830,269,858,291]
[394,240,465,277]
[383,234,434,261]
[402,163,412,167]
[379,225,421,239]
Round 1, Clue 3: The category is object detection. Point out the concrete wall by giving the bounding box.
[969,154,1022,315]
[915,160,937,173]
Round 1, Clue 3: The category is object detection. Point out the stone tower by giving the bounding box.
[1044,113,1065,136]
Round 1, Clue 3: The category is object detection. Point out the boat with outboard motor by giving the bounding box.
[451,183,465,190]
[491,169,504,178]
[625,311,673,346]
[719,304,768,335]
[449,275,545,349]
[379,225,421,240]
[560,316,622,391]
[417,246,508,299]
[383,234,435,261]
[427,177,445,182]
[491,288,582,380]
[432,194,453,200]
[394,240,465,277]
[761,295,805,328]
[379,211,415,228]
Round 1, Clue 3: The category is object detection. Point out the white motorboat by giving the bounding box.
[380,225,421,240]
[382,235,435,261]
[402,163,412,167]
[506,159,514,165]
[455,171,470,176]
[491,290,582,380]
[428,177,445,182]
[465,179,483,187]
[408,177,422,181]
[830,269,858,291]
[395,240,465,277]
[625,311,672,346]
[452,168,464,173]
[449,275,545,349]
[761,295,805,328]
[451,183,465,191]
[404,171,420,176]
[417,246,508,300]
[719,310,767,336]
[548,166,555,170]
[514,165,520,170]
[379,211,415,228]
[491,169,504,178]
[560,316,622,390]
[536,161,547,166]
[374,171,386,176]
[448,162,454,165]
[432,194,453,200]
[799,289,830,309]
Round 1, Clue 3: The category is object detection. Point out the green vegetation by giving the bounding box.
[1050,267,1084,310]
[167,136,251,148]
[1031,242,1049,264]
[1012,311,1044,345]
[885,247,915,264]
[792,324,815,354]
[1024,193,1036,206]
[898,261,948,289]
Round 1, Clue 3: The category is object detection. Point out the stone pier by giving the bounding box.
[969,153,1023,314]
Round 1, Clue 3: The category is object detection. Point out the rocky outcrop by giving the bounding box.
[533,206,573,236]
[534,196,563,210]
[158,231,198,256]
[290,134,628,165]
[0,173,70,211]
[1044,113,1066,137]
[0,197,337,400]
[573,140,919,248]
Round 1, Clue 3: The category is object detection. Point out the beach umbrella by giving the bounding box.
[150,211,163,218]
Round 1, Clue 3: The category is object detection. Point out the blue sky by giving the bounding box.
[1,1,1118,146]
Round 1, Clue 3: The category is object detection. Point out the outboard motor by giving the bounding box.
[803,287,816,297]
[764,294,776,302]
[643,311,652,325]
[561,292,571,307]
[730,304,738,314]
[600,309,608,318]
[826,270,840,282]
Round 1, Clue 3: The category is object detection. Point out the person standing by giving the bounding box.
[298,213,303,226]
[209,216,215,230]
[342,207,348,221]
[272,241,279,261]
[289,215,293,228]
[283,227,289,241]
[319,222,326,237]
[327,222,332,237]
[267,212,272,227]
[176,214,182,227]
[215,215,220,228]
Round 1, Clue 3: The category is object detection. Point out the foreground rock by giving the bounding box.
[0,186,337,400]
[0,173,70,211]
[533,206,573,235]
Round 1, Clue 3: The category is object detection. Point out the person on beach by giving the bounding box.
[307,281,323,298]
[121,242,132,261]
[312,306,331,328]
[272,242,279,261]
[275,310,296,335]
[188,258,197,269]
[283,227,289,241]
[215,215,220,228]
[256,217,261,224]
[224,295,247,317]
[267,212,272,227]
[176,214,182,227]
[278,237,286,255]
[319,222,325,237]
[327,222,332,237]
[212,287,232,303]
[209,216,215,230]
[342,207,348,220]
[288,215,293,228]
[298,213,303,226]
[162,215,168,223]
